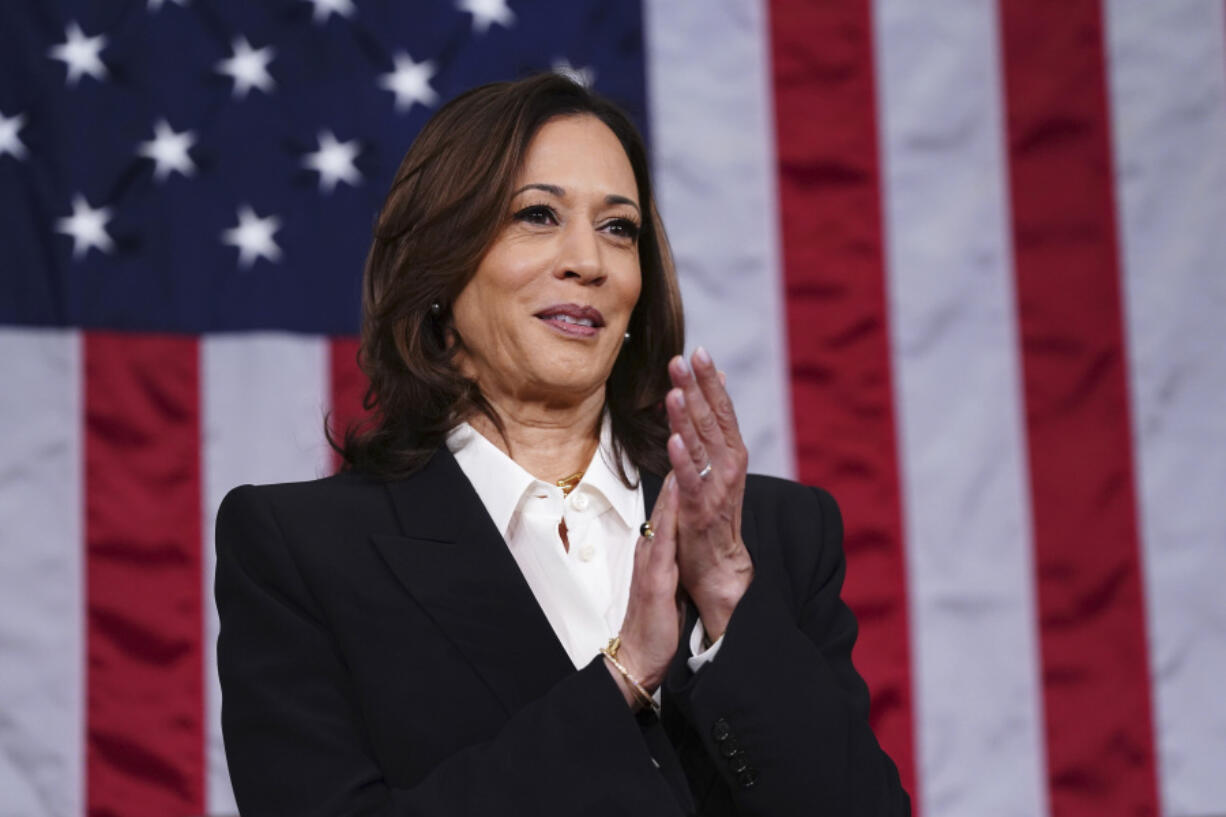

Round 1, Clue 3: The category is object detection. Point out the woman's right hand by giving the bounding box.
[606,473,682,709]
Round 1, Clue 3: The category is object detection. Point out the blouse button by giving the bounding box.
[571,492,590,511]
[578,543,596,562]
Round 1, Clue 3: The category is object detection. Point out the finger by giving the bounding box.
[718,370,727,387]
[691,347,745,452]
[667,431,705,507]
[669,354,727,457]
[647,472,679,568]
[666,388,709,474]
[639,472,675,543]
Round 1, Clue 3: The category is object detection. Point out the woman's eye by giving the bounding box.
[513,204,557,226]
[605,218,641,242]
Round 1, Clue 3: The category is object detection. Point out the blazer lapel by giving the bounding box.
[370,448,574,715]
[642,469,663,517]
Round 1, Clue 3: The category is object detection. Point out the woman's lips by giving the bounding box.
[537,314,600,338]
[535,304,604,339]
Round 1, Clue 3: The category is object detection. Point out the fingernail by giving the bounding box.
[674,355,690,375]
[695,346,712,366]
[664,473,675,490]
[673,389,686,409]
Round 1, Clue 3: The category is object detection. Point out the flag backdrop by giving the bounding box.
[1,1,1224,816]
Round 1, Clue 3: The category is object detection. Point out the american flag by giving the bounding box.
[1,1,1224,816]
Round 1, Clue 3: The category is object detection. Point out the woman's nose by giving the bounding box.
[556,223,605,285]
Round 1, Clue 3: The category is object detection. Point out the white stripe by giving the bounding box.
[641,0,794,478]
[0,328,84,817]
[872,3,1049,815]
[1105,3,1226,814]
[201,333,332,814]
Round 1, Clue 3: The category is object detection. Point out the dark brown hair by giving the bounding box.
[331,73,685,482]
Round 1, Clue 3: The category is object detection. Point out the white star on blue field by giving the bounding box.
[1,0,649,332]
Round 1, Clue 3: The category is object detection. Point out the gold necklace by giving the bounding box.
[556,470,584,496]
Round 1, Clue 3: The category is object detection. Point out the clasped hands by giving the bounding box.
[608,347,754,708]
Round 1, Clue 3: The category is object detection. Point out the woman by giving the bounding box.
[216,74,909,816]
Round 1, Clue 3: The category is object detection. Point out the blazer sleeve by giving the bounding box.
[215,485,685,817]
[662,485,911,816]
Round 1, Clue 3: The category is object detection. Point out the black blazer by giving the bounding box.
[215,447,910,816]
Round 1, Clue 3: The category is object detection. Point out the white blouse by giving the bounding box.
[447,419,721,675]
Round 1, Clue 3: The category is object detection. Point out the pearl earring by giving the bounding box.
[623,331,631,342]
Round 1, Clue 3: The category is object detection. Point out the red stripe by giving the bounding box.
[997,3,1159,816]
[767,0,916,802]
[85,332,204,817]
[329,336,367,472]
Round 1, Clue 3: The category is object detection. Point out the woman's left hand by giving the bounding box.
[665,347,755,641]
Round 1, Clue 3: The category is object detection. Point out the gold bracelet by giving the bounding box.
[600,636,660,715]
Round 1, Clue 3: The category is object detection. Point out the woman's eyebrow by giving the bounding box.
[513,182,565,198]
[604,194,640,214]
[512,183,640,213]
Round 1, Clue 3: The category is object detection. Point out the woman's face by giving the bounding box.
[451,114,643,406]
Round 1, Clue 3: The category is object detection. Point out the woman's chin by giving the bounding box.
[516,365,612,406]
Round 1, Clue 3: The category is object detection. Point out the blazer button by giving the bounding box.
[729,753,751,774]
[719,737,741,758]
[712,718,731,743]
[738,768,759,789]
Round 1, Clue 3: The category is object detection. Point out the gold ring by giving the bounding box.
[639,521,655,539]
